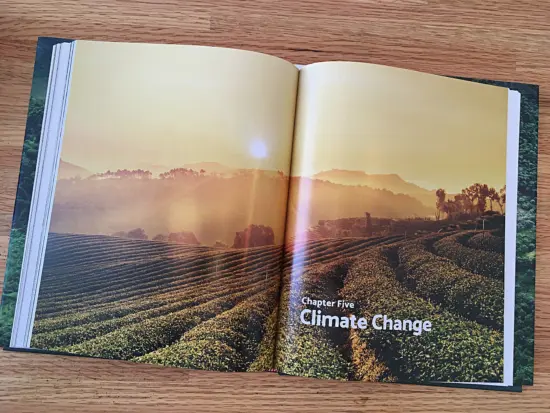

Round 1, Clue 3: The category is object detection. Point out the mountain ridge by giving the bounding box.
[312,169,437,208]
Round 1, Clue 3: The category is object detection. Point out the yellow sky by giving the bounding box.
[62,41,298,174]
[291,62,508,193]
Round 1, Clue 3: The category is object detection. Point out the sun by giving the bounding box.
[249,139,268,159]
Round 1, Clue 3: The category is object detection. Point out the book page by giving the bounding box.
[26,40,298,372]
[277,62,514,385]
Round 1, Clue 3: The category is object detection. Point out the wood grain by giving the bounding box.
[0,0,549,411]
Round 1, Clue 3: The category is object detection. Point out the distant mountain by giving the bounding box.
[312,169,437,208]
[180,162,235,175]
[58,160,91,180]
[135,162,172,177]
[50,172,290,246]
[286,177,433,235]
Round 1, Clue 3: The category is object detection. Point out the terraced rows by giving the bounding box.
[339,247,504,383]
[136,286,279,371]
[276,260,353,380]
[432,231,504,279]
[32,229,505,380]
[277,230,506,383]
[33,232,401,372]
[397,240,504,329]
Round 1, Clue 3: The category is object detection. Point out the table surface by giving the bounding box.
[1,1,549,411]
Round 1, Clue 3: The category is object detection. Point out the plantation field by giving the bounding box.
[277,229,506,383]
[32,232,403,371]
[33,229,505,381]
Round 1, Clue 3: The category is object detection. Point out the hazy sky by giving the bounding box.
[62,41,299,174]
[291,62,509,193]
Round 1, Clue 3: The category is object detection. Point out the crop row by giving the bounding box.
[397,241,504,329]
[39,234,386,317]
[40,248,241,299]
[248,305,280,371]
[466,231,505,254]
[40,248,205,290]
[433,232,504,279]
[283,238,354,266]
[36,258,280,323]
[55,278,276,360]
[36,247,283,316]
[135,287,278,371]
[40,242,277,295]
[282,235,404,273]
[34,260,278,333]
[276,260,354,380]
[340,248,504,383]
[42,234,280,286]
[38,244,281,307]
[285,234,404,264]
[32,269,275,347]
[42,235,204,272]
[44,235,279,275]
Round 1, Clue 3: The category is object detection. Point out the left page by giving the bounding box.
[5,39,299,372]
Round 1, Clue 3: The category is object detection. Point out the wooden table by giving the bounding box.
[1,1,549,411]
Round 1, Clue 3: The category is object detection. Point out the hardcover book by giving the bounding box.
[0,38,538,391]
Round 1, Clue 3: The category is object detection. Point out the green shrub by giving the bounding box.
[249,306,279,372]
[57,281,273,359]
[433,233,504,279]
[398,241,504,329]
[341,248,504,383]
[276,261,352,380]
[137,288,277,371]
[138,339,243,372]
[467,232,505,254]
[32,272,270,348]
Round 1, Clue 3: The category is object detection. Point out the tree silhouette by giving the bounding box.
[127,228,148,240]
[488,187,501,212]
[435,188,446,220]
[159,168,199,179]
[499,185,506,210]
[477,184,490,214]
[90,169,152,180]
[232,224,275,248]
[435,183,506,220]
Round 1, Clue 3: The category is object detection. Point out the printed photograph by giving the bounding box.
[277,62,510,383]
[28,40,299,372]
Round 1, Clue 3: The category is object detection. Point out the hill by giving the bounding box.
[49,173,289,246]
[180,162,235,175]
[57,160,91,180]
[286,177,434,235]
[313,169,436,208]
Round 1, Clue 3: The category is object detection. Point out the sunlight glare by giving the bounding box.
[249,139,268,159]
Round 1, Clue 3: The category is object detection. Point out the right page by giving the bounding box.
[276,62,520,386]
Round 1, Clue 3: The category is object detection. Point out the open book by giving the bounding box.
[0,38,538,390]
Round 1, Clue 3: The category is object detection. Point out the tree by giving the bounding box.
[477,184,490,214]
[499,185,506,211]
[89,169,152,180]
[487,187,501,212]
[159,168,199,179]
[127,228,148,240]
[453,193,473,216]
[462,186,477,215]
[232,224,275,248]
[153,234,168,242]
[167,231,200,245]
[435,188,446,220]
